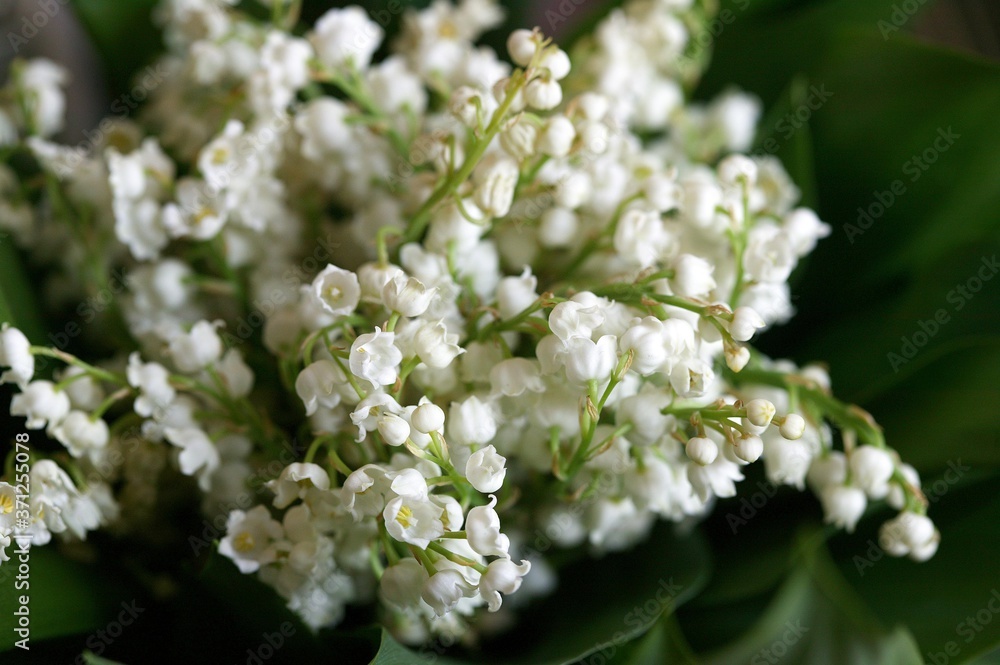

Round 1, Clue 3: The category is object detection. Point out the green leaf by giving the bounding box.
[597,616,700,665]
[831,474,1000,661]
[69,0,162,96]
[494,524,710,665]
[0,240,46,342]
[0,547,130,652]
[82,652,128,665]
[699,536,924,664]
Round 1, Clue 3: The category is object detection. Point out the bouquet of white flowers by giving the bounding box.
[3,0,973,662]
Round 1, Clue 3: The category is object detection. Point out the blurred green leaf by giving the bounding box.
[69,0,161,95]
[598,615,700,665]
[699,537,923,664]
[0,547,129,652]
[0,240,46,342]
[830,474,1000,661]
[82,652,128,665]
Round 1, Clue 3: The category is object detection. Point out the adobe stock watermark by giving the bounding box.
[577,578,684,665]
[235,622,296,665]
[752,84,834,160]
[55,63,172,178]
[6,0,70,54]
[878,0,932,40]
[726,478,784,534]
[843,127,960,244]
[887,255,998,373]
[751,621,809,664]
[69,600,145,664]
[676,0,752,69]
[925,588,1000,665]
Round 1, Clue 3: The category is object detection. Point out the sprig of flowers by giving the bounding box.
[0,0,936,646]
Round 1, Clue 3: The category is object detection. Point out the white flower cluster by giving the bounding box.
[0,0,935,644]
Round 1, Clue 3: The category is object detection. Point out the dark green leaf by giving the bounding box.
[831,474,1000,661]
[699,536,923,664]
[0,547,130,652]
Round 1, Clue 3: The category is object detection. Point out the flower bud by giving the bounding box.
[538,116,575,157]
[422,569,473,616]
[382,274,436,318]
[507,29,538,67]
[377,412,411,446]
[411,402,445,434]
[779,414,806,440]
[745,399,776,428]
[821,484,867,533]
[730,307,766,342]
[685,436,718,466]
[466,445,507,493]
[672,254,716,298]
[525,77,562,110]
[466,495,510,558]
[849,445,894,497]
[733,434,763,463]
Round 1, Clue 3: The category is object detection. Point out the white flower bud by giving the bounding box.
[310,7,383,70]
[479,558,531,612]
[717,154,759,185]
[422,569,474,617]
[619,317,668,376]
[672,254,717,298]
[382,274,436,318]
[380,558,428,610]
[685,436,718,466]
[266,462,330,509]
[540,48,571,80]
[466,445,507,493]
[724,343,751,372]
[0,324,34,387]
[466,494,510,558]
[730,307,766,342]
[447,396,497,447]
[411,402,445,434]
[538,206,578,248]
[538,116,575,157]
[733,434,763,463]
[473,155,519,218]
[492,77,526,113]
[525,77,562,110]
[378,412,411,446]
[578,121,609,153]
[807,451,848,493]
[681,172,723,228]
[496,268,538,320]
[127,353,175,418]
[490,358,545,396]
[295,360,344,416]
[169,320,223,373]
[564,335,618,385]
[849,445,895,497]
[745,399,776,428]
[820,484,867,533]
[51,411,109,461]
[413,320,465,369]
[312,264,361,317]
[554,171,591,209]
[613,209,673,269]
[507,29,538,67]
[11,380,70,430]
[448,86,485,128]
[779,414,806,440]
[500,120,538,161]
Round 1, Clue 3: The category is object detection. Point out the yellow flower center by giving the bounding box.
[395,505,413,529]
[233,531,256,553]
[0,493,13,515]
